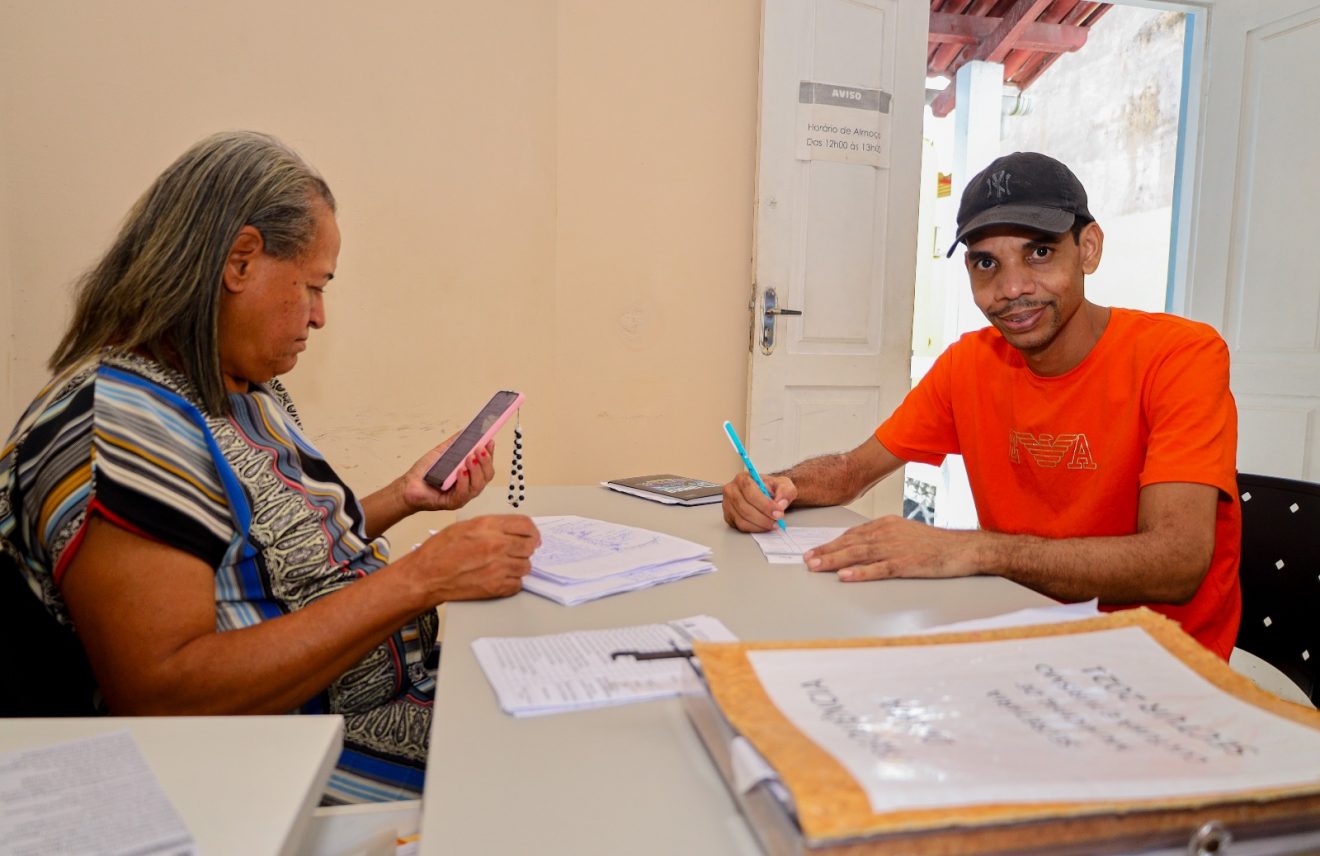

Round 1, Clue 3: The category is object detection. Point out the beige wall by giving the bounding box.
[0,142,11,412]
[0,0,758,549]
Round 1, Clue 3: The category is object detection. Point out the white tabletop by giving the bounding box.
[419,487,1054,855]
[0,714,343,856]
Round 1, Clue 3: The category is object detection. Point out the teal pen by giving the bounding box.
[722,420,788,533]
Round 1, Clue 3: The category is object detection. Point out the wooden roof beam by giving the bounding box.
[956,0,1060,63]
[1002,0,1090,84]
[928,12,1089,53]
[929,0,1058,117]
[929,0,1002,77]
[1012,3,1112,91]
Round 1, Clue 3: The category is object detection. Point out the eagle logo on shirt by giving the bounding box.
[1009,432,1098,470]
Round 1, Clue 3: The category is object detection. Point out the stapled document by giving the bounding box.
[0,730,197,856]
[472,614,736,716]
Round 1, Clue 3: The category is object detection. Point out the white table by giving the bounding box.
[0,715,342,855]
[419,487,1054,854]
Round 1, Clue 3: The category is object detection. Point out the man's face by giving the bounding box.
[219,200,340,392]
[963,222,1102,372]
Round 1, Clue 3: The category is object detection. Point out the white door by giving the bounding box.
[1184,0,1320,480]
[747,0,928,517]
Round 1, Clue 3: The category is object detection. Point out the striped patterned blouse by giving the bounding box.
[0,350,437,803]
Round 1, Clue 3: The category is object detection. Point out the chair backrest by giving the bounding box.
[0,548,100,716]
[1236,472,1320,705]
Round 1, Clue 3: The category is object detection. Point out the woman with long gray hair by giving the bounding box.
[0,131,539,803]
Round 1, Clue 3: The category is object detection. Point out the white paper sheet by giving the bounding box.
[915,599,1101,635]
[747,626,1320,813]
[531,515,712,583]
[751,526,847,563]
[473,615,736,716]
[0,731,197,856]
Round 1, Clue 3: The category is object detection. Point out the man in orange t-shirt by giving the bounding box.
[722,152,1241,658]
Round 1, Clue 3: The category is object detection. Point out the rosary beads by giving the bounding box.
[508,415,525,508]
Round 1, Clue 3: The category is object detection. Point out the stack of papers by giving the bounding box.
[523,515,715,605]
[472,615,736,716]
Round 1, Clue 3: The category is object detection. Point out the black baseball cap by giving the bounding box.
[946,152,1094,258]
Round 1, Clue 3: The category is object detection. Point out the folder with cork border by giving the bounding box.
[683,609,1320,855]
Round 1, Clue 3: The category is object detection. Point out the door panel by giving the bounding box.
[748,0,927,516]
[1188,0,1320,478]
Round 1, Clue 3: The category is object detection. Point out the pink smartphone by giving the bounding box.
[424,391,525,491]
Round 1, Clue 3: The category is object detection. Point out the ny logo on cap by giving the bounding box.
[986,169,1012,201]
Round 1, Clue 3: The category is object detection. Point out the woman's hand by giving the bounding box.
[409,514,541,601]
[360,434,501,540]
[401,435,498,513]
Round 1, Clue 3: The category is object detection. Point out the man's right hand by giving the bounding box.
[722,472,797,532]
[413,514,541,601]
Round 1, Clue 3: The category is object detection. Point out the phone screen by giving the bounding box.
[423,391,523,491]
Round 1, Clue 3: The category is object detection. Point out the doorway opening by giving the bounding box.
[905,3,1197,527]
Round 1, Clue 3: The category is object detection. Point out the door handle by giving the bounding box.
[761,287,803,355]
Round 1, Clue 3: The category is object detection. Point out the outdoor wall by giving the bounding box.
[997,7,1185,313]
[0,1,759,550]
